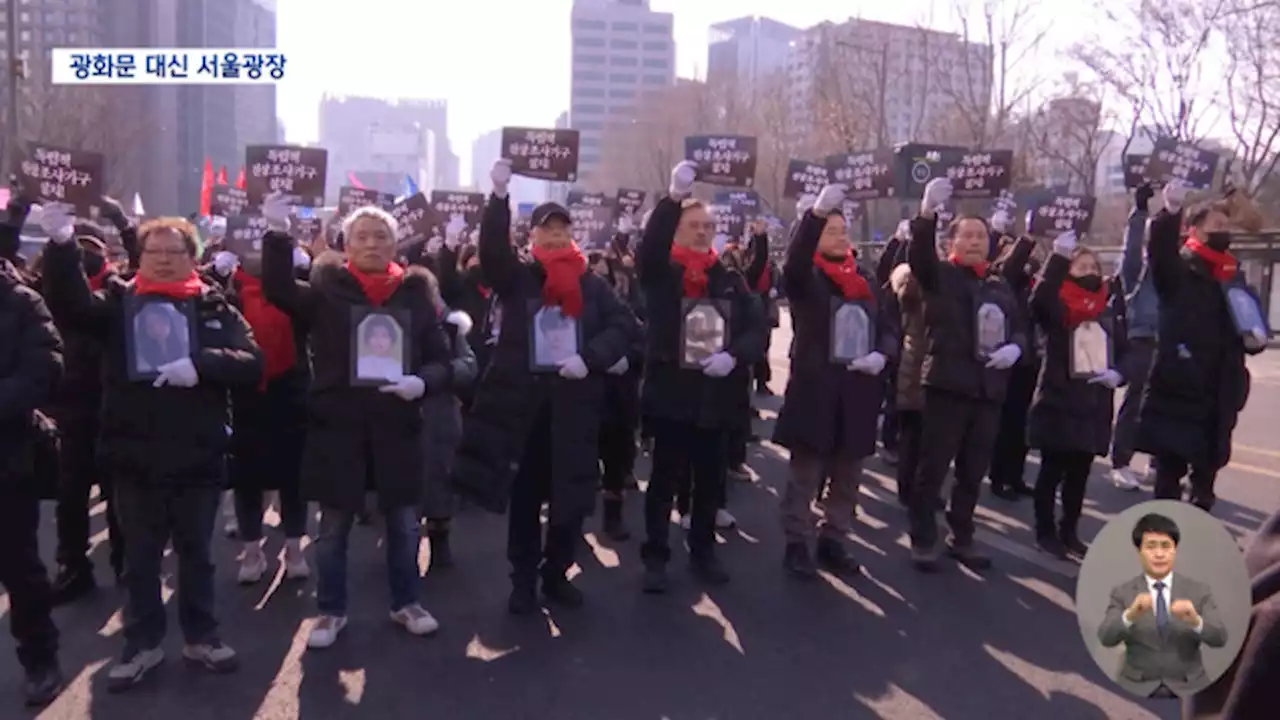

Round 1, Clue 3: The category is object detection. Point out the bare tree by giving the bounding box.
[1223,0,1280,196]
[1025,78,1119,195]
[593,80,721,193]
[735,72,797,213]
[807,24,880,153]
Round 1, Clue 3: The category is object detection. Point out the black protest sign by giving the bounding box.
[338,186,395,217]
[895,144,1012,199]
[1145,137,1218,190]
[1029,194,1096,236]
[428,190,485,229]
[501,127,580,182]
[223,214,270,271]
[684,135,758,187]
[15,142,103,216]
[825,150,895,200]
[211,184,248,217]
[244,145,328,208]
[567,190,610,208]
[1124,155,1150,189]
[614,188,646,220]
[714,189,761,211]
[389,192,435,247]
[570,204,613,249]
[783,160,829,199]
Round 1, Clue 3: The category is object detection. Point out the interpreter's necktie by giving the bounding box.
[1153,581,1169,634]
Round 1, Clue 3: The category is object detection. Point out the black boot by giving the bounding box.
[508,580,538,615]
[427,526,453,571]
[541,573,584,608]
[51,563,97,606]
[602,496,630,541]
[641,560,669,594]
[1036,532,1069,560]
[989,482,1020,501]
[23,664,63,707]
[782,542,817,579]
[690,552,730,585]
[816,537,861,577]
[1059,525,1088,558]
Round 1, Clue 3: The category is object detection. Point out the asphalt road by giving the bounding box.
[3,313,1278,720]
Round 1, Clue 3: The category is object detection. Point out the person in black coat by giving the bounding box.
[1027,232,1137,558]
[0,252,65,707]
[450,159,639,615]
[40,207,263,692]
[905,178,1028,572]
[635,160,768,592]
[259,196,453,649]
[1135,182,1266,512]
[436,241,493,408]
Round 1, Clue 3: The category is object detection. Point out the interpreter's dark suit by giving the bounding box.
[1097,573,1228,696]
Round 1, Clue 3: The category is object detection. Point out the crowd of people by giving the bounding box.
[0,158,1276,719]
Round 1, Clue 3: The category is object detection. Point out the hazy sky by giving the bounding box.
[276,0,1100,182]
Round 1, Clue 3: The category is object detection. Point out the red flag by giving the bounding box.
[216,165,228,186]
[199,157,213,217]
[347,171,366,189]
[234,166,246,189]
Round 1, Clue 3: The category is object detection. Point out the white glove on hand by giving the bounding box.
[847,351,887,376]
[796,194,817,216]
[293,247,312,270]
[557,354,589,380]
[212,250,239,277]
[895,219,912,240]
[1052,230,1078,256]
[921,178,953,214]
[35,202,76,243]
[1087,369,1124,389]
[700,351,736,378]
[990,210,1010,234]
[607,356,630,375]
[1163,181,1188,213]
[1245,328,1269,351]
[445,215,466,244]
[378,374,426,401]
[617,214,634,235]
[261,192,292,232]
[152,357,199,388]
[985,343,1022,369]
[491,159,513,198]
[445,309,473,336]
[669,160,698,199]
[813,184,848,217]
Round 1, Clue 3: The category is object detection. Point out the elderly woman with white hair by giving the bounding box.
[259,194,453,649]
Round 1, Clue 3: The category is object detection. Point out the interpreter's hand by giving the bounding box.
[669,161,698,200]
[212,250,239,277]
[292,246,311,270]
[1124,592,1153,624]
[847,351,886,376]
[152,357,199,388]
[378,374,426,401]
[490,159,512,198]
[1163,181,1189,213]
[34,202,76,243]
[990,210,1010,234]
[921,178,953,215]
[1088,369,1124,389]
[557,354,589,380]
[984,343,1022,369]
[607,356,630,375]
[261,191,292,232]
[1052,230,1078,256]
[700,351,737,378]
[813,184,848,218]
[1170,599,1201,626]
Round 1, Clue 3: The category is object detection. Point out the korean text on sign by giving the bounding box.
[16,142,103,215]
[1032,195,1096,234]
[20,149,92,200]
[51,49,287,84]
[945,153,1006,192]
[692,139,750,178]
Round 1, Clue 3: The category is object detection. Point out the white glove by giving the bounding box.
[607,356,629,375]
[1163,181,1188,213]
[813,184,847,217]
[469,229,480,245]
[617,214,634,235]
[1087,369,1124,389]
[1052,230,1078,256]
[700,351,736,378]
[212,250,239,277]
[426,235,444,254]
[445,309,473,336]
[1245,328,1268,351]
[152,357,198,388]
[847,351,886,376]
[445,215,466,243]
[895,219,911,240]
[796,194,817,216]
[921,178,953,214]
[669,160,698,199]
[292,246,311,270]
[990,210,1010,234]
[261,191,292,232]
[378,374,426,401]
[984,343,1022,369]
[491,159,512,198]
[557,354,589,379]
[35,202,75,243]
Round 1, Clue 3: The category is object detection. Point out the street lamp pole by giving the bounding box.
[5,0,21,178]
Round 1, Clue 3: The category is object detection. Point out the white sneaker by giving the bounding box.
[306,615,347,649]
[679,514,691,531]
[1111,468,1141,491]
[284,550,310,580]
[390,603,439,636]
[237,549,268,584]
[715,509,737,529]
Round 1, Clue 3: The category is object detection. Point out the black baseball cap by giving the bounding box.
[532,202,571,227]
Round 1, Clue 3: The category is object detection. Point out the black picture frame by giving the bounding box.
[680,298,732,369]
[1068,320,1113,379]
[528,301,584,373]
[123,294,199,382]
[349,306,412,387]
[829,298,874,364]
[974,300,1008,360]
[1224,284,1267,338]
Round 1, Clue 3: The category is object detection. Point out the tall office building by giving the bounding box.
[570,0,675,182]
[706,16,800,90]
[471,128,546,206]
[318,95,459,200]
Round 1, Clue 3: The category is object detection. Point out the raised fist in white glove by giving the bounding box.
[848,351,886,376]
[990,210,1010,234]
[796,194,817,216]
[212,250,239,277]
[700,351,736,378]
[35,202,75,243]
[1087,369,1124,389]
[813,184,847,218]
[261,192,292,232]
[669,160,698,199]
[378,374,426,401]
[1052,230,1078,256]
[292,246,311,270]
[1163,181,1189,213]
[445,215,466,244]
[491,159,513,197]
[895,219,912,240]
[985,343,1022,369]
[558,354,589,380]
[152,357,199,388]
[921,178,953,214]
[617,214,634,235]
[607,356,630,375]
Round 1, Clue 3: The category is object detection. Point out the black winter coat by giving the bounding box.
[260,233,453,512]
[0,258,63,486]
[907,215,1027,404]
[41,241,264,484]
[637,197,768,430]
[450,194,640,523]
[1136,210,1261,470]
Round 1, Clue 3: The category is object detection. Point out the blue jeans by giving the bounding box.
[314,505,420,616]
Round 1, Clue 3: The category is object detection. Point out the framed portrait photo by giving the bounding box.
[349,306,412,387]
[123,294,199,382]
[528,302,583,373]
[1224,284,1266,338]
[680,298,732,369]
[1069,320,1112,379]
[974,300,1008,360]
[829,299,874,364]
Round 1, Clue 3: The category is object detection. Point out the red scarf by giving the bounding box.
[133,270,204,299]
[755,262,771,292]
[813,252,871,300]
[1058,279,1108,327]
[670,245,718,298]
[949,255,988,278]
[531,244,586,317]
[346,260,405,306]
[87,266,109,291]
[234,269,296,387]
[1184,237,1238,281]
